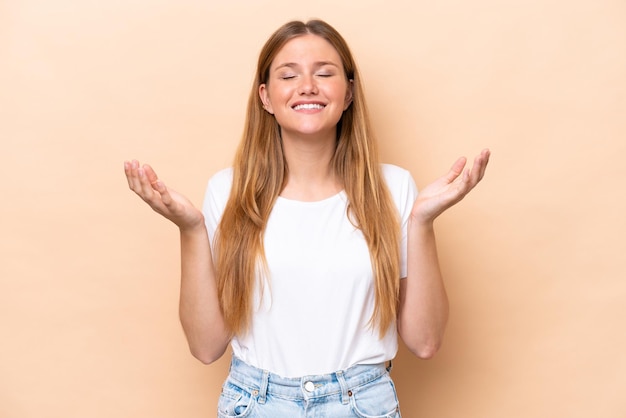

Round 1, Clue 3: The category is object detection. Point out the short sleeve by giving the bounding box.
[381,164,418,279]
[201,167,234,248]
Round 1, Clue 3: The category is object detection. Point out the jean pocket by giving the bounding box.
[217,380,257,418]
[349,374,401,418]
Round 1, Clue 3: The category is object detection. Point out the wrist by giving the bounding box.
[408,214,435,232]
[179,217,207,235]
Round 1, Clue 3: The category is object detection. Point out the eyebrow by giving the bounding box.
[273,61,340,71]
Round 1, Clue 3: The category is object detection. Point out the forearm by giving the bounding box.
[397,219,449,358]
[178,224,230,364]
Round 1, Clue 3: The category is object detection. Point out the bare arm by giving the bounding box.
[178,223,230,364]
[124,160,230,364]
[397,149,490,358]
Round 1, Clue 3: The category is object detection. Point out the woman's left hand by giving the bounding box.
[411,149,491,225]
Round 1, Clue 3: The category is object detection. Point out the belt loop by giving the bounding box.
[386,359,393,372]
[258,370,269,404]
[336,370,349,405]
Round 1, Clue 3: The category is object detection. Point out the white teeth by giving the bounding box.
[293,103,325,110]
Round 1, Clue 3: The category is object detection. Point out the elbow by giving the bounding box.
[189,345,227,365]
[184,328,229,365]
[399,324,445,359]
[192,353,219,365]
[397,312,448,360]
[179,314,230,365]
[406,340,442,359]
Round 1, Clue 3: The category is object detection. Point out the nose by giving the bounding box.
[298,74,318,95]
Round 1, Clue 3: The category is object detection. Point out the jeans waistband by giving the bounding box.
[226,356,392,404]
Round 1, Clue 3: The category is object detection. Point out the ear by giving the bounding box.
[344,79,354,110]
[259,84,274,114]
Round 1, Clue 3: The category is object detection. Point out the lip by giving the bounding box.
[291,101,327,110]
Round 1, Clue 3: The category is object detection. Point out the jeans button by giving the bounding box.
[304,381,315,392]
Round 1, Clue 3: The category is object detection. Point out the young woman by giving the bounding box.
[125,19,489,418]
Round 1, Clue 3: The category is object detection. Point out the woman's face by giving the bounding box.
[259,34,353,141]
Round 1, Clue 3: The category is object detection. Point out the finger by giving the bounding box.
[137,166,160,203]
[470,149,490,184]
[445,157,467,183]
[477,148,491,180]
[123,161,134,189]
[143,165,174,210]
[457,167,473,195]
[153,180,174,207]
[142,164,160,185]
[127,159,143,192]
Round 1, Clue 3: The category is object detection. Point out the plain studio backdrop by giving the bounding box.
[1,0,625,417]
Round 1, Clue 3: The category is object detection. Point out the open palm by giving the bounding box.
[124,160,204,231]
[411,149,490,224]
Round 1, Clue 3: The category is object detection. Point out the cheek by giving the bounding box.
[270,85,294,102]
[326,81,350,100]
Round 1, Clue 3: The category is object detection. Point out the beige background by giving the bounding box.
[2,0,625,417]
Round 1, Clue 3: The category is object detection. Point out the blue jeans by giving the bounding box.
[217,356,401,417]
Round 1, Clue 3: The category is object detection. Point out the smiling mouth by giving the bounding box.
[292,103,325,110]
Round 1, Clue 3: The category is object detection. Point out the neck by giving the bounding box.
[280,131,342,201]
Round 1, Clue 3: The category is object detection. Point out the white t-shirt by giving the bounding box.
[202,164,418,377]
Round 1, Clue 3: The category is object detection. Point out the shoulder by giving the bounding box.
[381,163,411,182]
[206,167,234,196]
[202,167,233,213]
[380,163,418,211]
[380,163,416,192]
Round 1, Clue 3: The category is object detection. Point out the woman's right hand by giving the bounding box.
[124,160,204,231]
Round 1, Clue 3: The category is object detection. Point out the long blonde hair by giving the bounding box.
[214,19,401,338]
